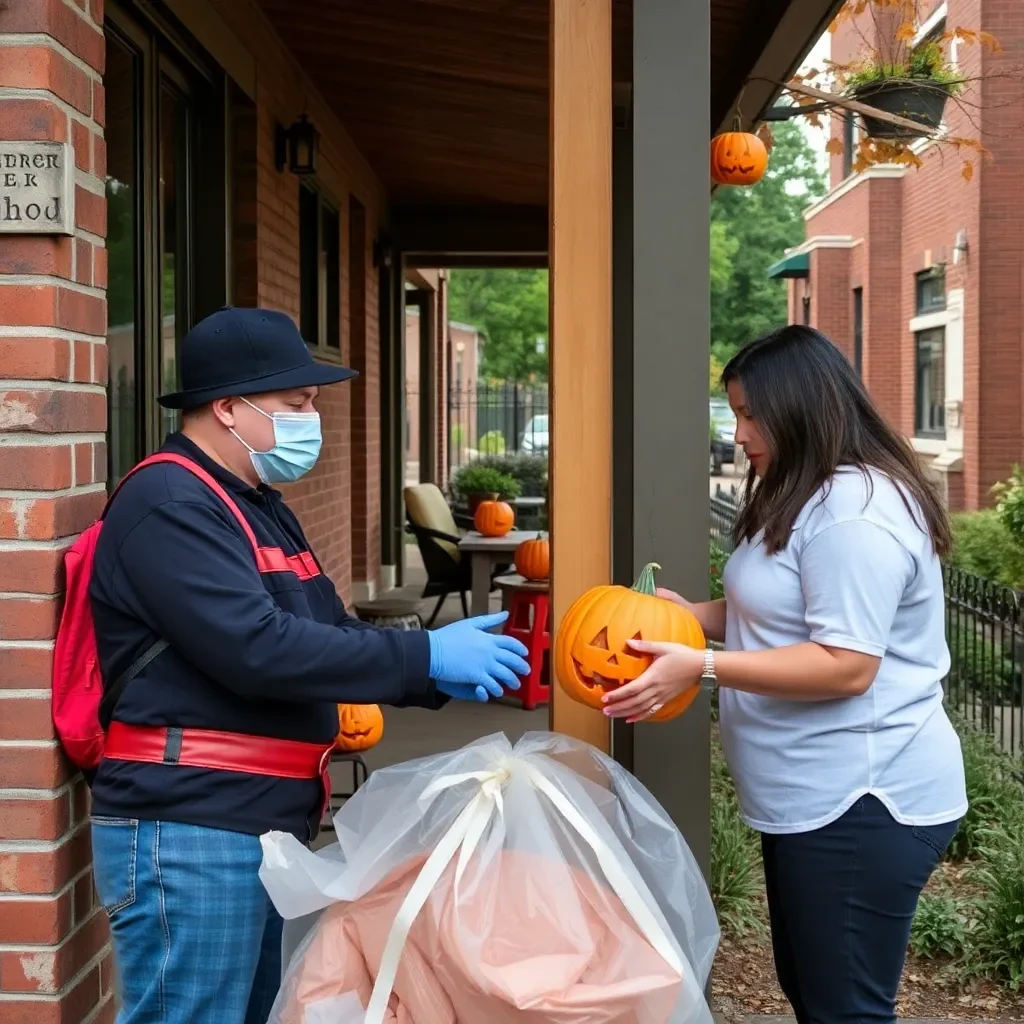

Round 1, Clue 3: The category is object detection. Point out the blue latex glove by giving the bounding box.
[428,612,530,702]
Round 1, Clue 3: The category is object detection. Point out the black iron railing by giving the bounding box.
[448,381,549,471]
[944,566,1024,757]
[708,492,1024,757]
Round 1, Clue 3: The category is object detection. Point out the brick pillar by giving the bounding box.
[0,2,113,1022]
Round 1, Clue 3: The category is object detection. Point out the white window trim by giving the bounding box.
[911,437,946,456]
[909,309,949,333]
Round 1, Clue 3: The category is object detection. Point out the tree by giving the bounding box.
[710,121,826,363]
[447,269,549,381]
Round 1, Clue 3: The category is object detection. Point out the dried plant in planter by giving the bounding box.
[760,0,1024,181]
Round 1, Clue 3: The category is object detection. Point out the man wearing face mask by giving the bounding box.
[87,306,529,1024]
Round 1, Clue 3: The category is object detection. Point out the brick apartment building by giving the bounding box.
[0,0,840,1019]
[778,0,1024,510]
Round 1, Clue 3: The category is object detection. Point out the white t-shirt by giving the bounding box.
[718,467,968,834]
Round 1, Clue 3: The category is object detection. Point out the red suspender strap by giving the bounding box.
[105,453,320,579]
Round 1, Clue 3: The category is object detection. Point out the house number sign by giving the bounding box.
[0,141,74,235]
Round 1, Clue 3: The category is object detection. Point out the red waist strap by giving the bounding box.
[104,722,333,780]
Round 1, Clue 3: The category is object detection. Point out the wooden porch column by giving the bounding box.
[548,0,613,752]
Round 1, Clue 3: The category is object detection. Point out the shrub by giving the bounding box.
[474,453,548,497]
[477,430,506,455]
[949,509,1024,588]
[971,824,1024,989]
[947,719,1024,862]
[910,889,969,959]
[450,463,521,502]
[709,540,728,600]
[710,732,765,937]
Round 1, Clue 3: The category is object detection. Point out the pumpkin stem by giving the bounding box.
[631,562,662,596]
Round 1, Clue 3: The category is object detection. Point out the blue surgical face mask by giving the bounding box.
[231,397,322,484]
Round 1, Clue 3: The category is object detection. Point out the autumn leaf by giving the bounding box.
[895,21,916,42]
[979,31,1003,52]
[755,123,775,153]
[962,160,974,181]
[825,137,844,156]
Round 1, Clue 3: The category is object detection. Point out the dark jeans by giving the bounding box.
[760,795,960,1024]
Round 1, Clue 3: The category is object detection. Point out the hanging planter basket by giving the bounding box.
[851,80,952,141]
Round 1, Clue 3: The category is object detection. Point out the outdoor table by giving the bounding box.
[458,530,542,617]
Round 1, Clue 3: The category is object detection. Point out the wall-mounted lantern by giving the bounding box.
[275,114,319,176]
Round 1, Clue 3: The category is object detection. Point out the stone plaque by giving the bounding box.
[0,141,74,235]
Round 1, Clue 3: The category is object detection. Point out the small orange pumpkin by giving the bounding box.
[554,562,705,722]
[710,131,769,186]
[514,534,550,581]
[474,500,515,538]
[334,703,384,752]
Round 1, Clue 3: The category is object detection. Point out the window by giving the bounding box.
[852,287,863,376]
[802,296,811,325]
[103,5,224,487]
[915,269,946,314]
[915,328,946,438]
[299,183,341,353]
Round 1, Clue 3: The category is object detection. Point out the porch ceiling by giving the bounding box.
[258,0,836,211]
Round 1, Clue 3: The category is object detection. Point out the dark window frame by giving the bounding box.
[103,1,226,486]
[915,268,946,315]
[914,326,946,439]
[299,181,343,358]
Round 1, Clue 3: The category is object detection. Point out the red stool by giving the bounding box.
[498,577,551,710]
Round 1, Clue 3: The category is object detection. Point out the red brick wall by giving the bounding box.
[0,3,115,1022]
[812,0,1024,508]
[205,0,392,600]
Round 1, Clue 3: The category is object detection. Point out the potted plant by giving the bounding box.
[842,38,963,141]
[452,464,522,515]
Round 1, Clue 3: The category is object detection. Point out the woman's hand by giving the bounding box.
[601,640,704,723]
[656,587,694,610]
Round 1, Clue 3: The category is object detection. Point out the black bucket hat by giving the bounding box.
[158,306,358,410]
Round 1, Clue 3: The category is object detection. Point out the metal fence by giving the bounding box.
[708,491,1024,757]
[448,381,549,471]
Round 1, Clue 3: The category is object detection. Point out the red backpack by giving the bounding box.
[52,452,260,771]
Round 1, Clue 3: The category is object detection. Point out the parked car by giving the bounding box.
[709,397,736,475]
[520,413,549,453]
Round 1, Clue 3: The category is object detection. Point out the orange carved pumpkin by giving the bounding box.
[514,535,550,581]
[474,500,515,538]
[554,562,705,722]
[334,703,384,752]
[710,131,768,186]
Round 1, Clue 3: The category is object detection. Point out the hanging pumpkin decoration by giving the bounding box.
[334,703,384,752]
[554,562,705,722]
[514,534,550,581]
[710,131,769,186]
[474,500,515,538]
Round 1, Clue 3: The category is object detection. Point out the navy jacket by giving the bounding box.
[89,433,439,840]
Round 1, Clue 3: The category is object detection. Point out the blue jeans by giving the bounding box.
[91,818,282,1024]
[761,795,960,1024]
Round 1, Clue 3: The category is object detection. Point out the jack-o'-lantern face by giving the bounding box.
[710,132,769,186]
[335,703,384,752]
[554,564,705,722]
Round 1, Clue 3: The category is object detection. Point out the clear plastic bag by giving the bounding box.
[260,731,719,1024]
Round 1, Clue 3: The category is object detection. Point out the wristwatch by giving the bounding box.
[701,648,717,687]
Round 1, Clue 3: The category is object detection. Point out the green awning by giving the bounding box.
[767,251,809,280]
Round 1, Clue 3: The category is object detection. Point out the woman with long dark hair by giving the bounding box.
[603,325,967,1023]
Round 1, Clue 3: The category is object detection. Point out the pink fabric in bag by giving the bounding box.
[273,848,682,1024]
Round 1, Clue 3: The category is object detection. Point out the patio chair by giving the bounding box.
[404,483,474,627]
